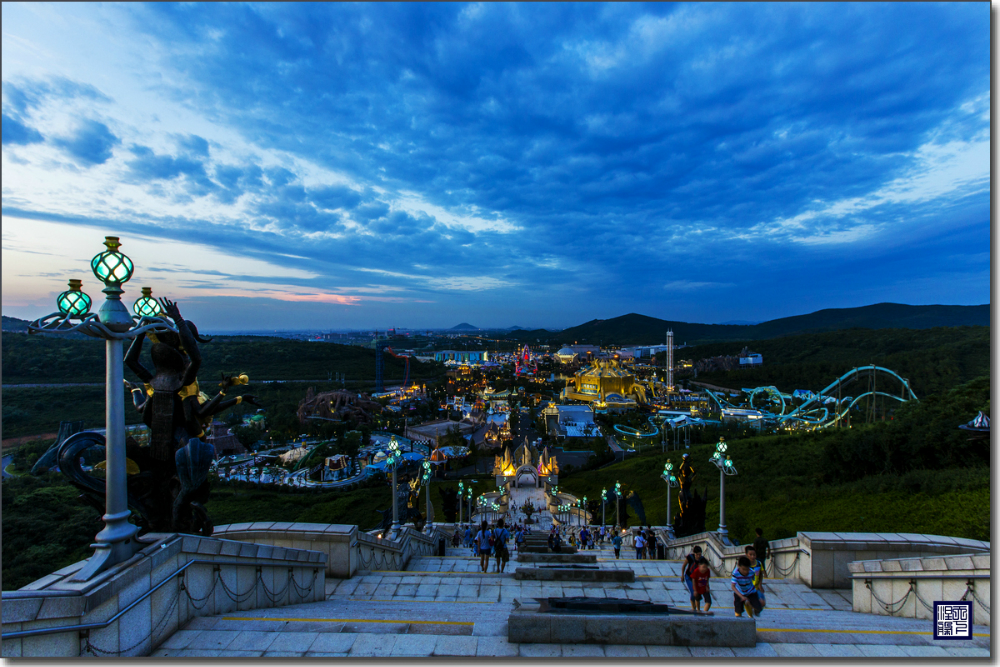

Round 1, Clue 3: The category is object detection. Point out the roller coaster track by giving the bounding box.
[702,365,917,429]
[612,412,711,447]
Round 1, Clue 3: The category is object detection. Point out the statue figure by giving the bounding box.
[677,453,695,508]
[438,486,459,522]
[672,488,708,538]
[57,298,259,536]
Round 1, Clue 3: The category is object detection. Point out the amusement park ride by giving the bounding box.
[702,365,918,429]
[612,365,919,451]
[514,344,537,376]
[374,333,410,392]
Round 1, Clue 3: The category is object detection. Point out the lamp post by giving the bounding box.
[583,496,588,527]
[458,481,464,524]
[661,460,679,539]
[422,460,433,529]
[710,438,738,544]
[601,488,607,527]
[387,436,402,538]
[29,236,177,582]
[614,481,622,528]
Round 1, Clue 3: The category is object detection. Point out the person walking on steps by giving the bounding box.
[611,531,623,559]
[475,520,493,573]
[634,530,646,559]
[753,528,770,576]
[732,555,763,618]
[689,557,713,614]
[745,545,766,611]
[493,519,511,573]
[682,545,703,611]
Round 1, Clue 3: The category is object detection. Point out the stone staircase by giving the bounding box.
[150,542,990,658]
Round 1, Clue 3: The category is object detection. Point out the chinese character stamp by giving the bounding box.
[934,601,973,640]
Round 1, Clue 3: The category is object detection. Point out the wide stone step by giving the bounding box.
[513,566,634,582]
[516,553,597,564]
[509,599,755,646]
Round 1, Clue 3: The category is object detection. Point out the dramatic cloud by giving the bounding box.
[0,3,989,329]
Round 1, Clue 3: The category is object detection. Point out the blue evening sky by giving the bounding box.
[1,3,990,331]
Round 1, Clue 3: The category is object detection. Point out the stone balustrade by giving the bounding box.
[662,530,989,589]
[1,532,325,658]
[213,522,444,578]
[850,552,990,625]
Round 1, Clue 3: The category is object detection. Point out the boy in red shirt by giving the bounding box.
[688,557,713,614]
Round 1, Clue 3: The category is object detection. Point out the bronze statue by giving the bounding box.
[59,298,259,537]
[673,454,707,537]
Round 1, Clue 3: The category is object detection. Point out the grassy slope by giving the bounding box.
[557,438,989,545]
[206,482,393,528]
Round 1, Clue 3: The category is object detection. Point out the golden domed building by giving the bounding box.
[561,359,648,411]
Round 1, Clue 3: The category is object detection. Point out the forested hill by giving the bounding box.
[544,303,989,346]
[675,326,989,399]
[2,333,443,385]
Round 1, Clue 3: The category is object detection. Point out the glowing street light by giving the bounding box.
[601,488,608,527]
[661,460,679,539]
[458,481,465,524]
[422,460,433,529]
[709,438,738,543]
[386,436,403,538]
[29,236,176,582]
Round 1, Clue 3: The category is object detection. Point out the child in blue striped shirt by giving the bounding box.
[731,556,763,617]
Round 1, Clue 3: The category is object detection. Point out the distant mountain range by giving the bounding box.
[511,303,990,346]
[6,302,987,346]
[2,315,29,332]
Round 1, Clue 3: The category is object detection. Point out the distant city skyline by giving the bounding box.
[2,3,989,331]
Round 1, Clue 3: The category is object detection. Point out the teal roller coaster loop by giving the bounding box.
[700,365,917,429]
[748,386,786,413]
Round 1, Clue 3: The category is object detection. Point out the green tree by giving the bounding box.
[232,424,263,449]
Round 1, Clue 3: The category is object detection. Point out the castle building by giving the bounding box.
[493,439,559,488]
[561,359,649,411]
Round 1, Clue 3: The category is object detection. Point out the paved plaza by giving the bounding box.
[154,543,991,658]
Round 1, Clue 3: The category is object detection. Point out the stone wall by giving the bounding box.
[213,522,444,578]
[850,553,990,625]
[1,532,325,658]
[661,530,989,589]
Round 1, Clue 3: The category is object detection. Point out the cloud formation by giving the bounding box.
[0,3,989,328]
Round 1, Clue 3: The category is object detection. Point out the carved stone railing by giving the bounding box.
[214,522,443,578]
[662,530,989,589]
[850,552,990,625]
[1,533,325,658]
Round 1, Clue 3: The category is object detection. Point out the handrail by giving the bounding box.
[1,558,319,641]
[859,574,990,581]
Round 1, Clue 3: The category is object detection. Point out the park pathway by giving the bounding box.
[152,538,990,658]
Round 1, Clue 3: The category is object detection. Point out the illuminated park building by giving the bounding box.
[494,439,559,488]
[555,344,600,364]
[561,359,649,412]
[434,350,489,363]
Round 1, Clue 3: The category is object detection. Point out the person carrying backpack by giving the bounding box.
[475,520,493,573]
[611,531,623,559]
[493,519,511,573]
